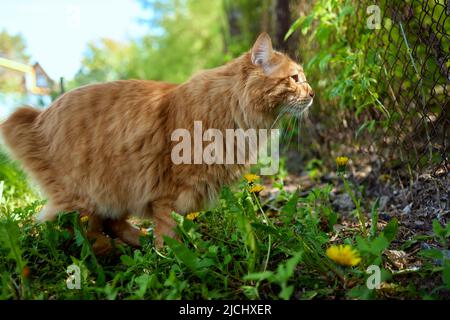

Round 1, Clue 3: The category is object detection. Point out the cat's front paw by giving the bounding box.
[153,227,179,248]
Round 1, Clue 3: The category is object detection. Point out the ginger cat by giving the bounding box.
[1,33,314,254]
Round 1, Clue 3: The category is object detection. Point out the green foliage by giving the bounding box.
[69,0,267,90]
[290,0,447,168]
[0,219,26,273]
[71,39,135,85]
[0,144,447,299]
[0,29,30,93]
[71,0,228,88]
[289,0,381,134]
[0,0,447,300]
[244,251,303,300]
[420,220,450,293]
[222,0,267,58]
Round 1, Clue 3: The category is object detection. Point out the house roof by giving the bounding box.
[33,62,54,87]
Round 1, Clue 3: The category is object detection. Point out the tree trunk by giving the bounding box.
[273,0,291,52]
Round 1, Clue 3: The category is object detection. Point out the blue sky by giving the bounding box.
[0,0,149,80]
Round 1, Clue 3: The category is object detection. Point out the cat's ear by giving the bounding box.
[251,32,273,67]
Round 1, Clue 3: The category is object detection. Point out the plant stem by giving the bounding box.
[253,193,272,273]
[341,174,368,237]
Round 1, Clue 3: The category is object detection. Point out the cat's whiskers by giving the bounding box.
[278,102,295,143]
[276,99,312,151]
[285,116,297,148]
[271,108,288,130]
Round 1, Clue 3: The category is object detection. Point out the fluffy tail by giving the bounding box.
[1,107,66,222]
[0,106,46,176]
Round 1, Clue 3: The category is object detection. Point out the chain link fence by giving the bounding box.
[363,0,449,173]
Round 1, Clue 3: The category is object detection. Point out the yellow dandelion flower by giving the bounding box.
[186,212,200,221]
[335,156,349,167]
[326,244,361,267]
[244,173,260,183]
[249,184,264,193]
[80,215,89,223]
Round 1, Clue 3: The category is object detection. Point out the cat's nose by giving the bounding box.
[303,83,314,98]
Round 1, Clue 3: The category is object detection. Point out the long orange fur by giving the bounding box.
[0,33,314,252]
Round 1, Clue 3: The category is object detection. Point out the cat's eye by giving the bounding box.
[290,74,299,83]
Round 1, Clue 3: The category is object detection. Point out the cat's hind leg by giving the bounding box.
[36,198,82,222]
[104,218,144,247]
[86,214,124,256]
[151,200,178,248]
[36,203,59,222]
[36,186,88,222]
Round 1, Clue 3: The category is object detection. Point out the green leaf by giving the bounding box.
[221,187,242,215]
[279,285,294,300]
[419,248,443,260]
[443,265,450,290]
[251,222,280,236]
[120,255,134,267]
[243,271,274,282]
[370,236,390,255]
[356,120,376,138]
[285,15,314,39]
[284,17,302,40]
[165,237,215,278]
[74,227,85,247]
[356,235,370,252]
[0,220,25,272]
[382,218,398,243]
[134,274,151,298]
[241,285,259,299]
[318,53,332,72]
[316,26,331,44]
[432,220,446,239]
[370,198,380,238]
[274,251,303,283]
[165,237,200,272]
[223,254,232,265]
[338,6,355,21]
[301,15,314,34]
[357,235,390,258]
[347,284,376,300]
[197,258,215,269]
[301,291,318,300]
[445,223,450,238]
[281,190,298,223]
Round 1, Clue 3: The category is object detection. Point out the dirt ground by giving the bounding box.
[255,147,449,297]
[278,148,449,233]
[260,148,449,285]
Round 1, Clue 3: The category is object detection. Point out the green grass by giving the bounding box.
[0,147,449,300]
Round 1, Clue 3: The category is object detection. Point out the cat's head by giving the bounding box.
[244,32,314,118]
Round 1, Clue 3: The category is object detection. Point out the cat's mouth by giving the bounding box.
[281,97,313,117]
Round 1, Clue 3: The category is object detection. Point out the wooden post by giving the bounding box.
[60,77,65,95]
